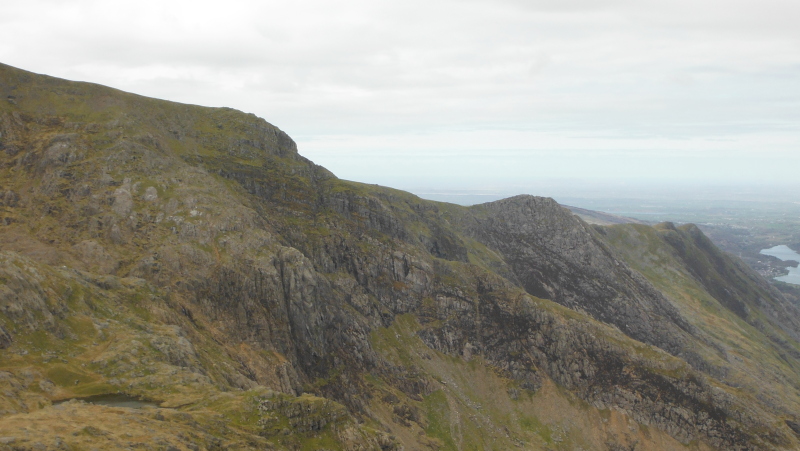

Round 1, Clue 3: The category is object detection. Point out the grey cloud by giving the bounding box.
[1,0,799,187]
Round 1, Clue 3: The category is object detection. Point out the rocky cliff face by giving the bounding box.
[2,63,800,450]
[453,196,695,353]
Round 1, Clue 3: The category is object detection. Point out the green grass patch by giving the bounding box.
[519,414,553,444]
[422,390,457,451]
[64,315,97,340]
[369,314,423,367]
[74,382,117,396]
[46,364,98,387]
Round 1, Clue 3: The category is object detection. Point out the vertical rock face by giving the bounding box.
[455,195,695,355]
[1,63,800,450]
[0,324,11,349]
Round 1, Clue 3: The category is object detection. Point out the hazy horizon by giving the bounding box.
[372,177,800,207]
[2,0,799,193]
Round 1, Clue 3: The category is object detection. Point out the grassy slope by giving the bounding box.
[2,63,800,449]
[368,314,712,451]
[602,223,800,417]
[0,251,393,450]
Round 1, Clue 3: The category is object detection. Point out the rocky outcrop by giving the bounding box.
[2,62,800,450]
[415,266,782,449]
[0,325,11,349]
[454,196,696,357]
[0,251,62,335]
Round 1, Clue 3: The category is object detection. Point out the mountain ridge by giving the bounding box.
[564,205,647,226]
[2,62,800,450]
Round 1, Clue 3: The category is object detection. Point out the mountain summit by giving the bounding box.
[2,63,800,450]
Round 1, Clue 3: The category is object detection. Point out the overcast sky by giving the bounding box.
[2,0,799,200]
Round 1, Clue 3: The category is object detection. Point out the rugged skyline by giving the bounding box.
[3,64,800,449]
[2,0,799,195]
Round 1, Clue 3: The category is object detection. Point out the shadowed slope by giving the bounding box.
[2,63,800,449]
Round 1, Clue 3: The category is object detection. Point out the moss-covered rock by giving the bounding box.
[2,62,800,450]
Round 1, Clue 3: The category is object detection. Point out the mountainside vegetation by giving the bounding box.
[2,63,800,450]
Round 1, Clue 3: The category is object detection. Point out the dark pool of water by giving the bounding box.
[54,393,159,408]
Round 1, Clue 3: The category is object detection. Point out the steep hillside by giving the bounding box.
[602,223,800,418]
[2,63,800,450]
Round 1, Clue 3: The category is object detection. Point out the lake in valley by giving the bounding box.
[760,245,800,285]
